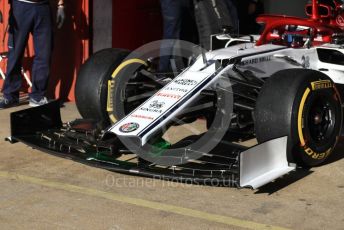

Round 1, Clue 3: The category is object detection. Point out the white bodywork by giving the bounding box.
[110,41,344,143]
[109,44,287,144]
[240,136,296,189]
[108,38,344,188]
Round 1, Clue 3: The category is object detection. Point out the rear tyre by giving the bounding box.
[75,48,129,125]
[255,69,342,167]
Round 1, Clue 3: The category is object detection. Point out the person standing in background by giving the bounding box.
[159,0,195,72]
[159,0,239,68]
[224,0,239,33]
[0,0,65,109]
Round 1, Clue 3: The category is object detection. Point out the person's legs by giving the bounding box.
[159,0,183,72]
[30,3,53,102]
[161,0,182,40]
[3,1,33,102]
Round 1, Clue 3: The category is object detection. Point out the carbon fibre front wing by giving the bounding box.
[7,101,295,189]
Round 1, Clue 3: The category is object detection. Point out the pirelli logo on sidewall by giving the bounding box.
[304,147,331,160]
[107,80,114,112]
[311,80,332,91]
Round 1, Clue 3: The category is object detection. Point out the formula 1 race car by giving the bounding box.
[7,0,344,188]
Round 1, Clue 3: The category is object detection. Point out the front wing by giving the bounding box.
[7,101,295,189]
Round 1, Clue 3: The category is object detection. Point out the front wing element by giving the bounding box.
[109,62,221,146]
[240,136,295,189]
[7,101,295,189]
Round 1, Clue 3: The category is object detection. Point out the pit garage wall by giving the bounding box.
[93,0,112,52]
[112,0,162,50]
[0,1,9,91]
[264,0,309,17]
[0,0,90,102]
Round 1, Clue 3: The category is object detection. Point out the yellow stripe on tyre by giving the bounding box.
[297,87,310,146]
[107,58,148,123]
[111,59,147,79]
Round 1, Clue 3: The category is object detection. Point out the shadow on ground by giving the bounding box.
[255,168,313,195]
[322,138,344,165]
[255,137,344,194]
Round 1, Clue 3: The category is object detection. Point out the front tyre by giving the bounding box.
[75,48,129,125]
[255,69,342,167]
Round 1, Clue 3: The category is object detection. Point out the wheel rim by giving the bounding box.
[306,94,337,146]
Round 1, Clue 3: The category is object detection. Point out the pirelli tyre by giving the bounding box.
[75,48,129,124]
[255,69,342,167]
